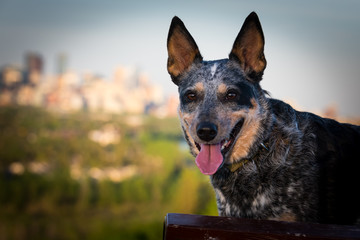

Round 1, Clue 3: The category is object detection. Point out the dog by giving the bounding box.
[166,12,360,225]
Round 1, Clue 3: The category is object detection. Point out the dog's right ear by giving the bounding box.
[167,16,202,85]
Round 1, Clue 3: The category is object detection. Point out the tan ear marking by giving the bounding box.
[229,12,266,82]
[167,17,202,83]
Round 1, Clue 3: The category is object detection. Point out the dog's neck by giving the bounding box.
[226,141,270,172]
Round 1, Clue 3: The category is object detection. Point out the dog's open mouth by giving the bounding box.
[195,119,244,154]
[194,119,244,175]
[220,119,244,155]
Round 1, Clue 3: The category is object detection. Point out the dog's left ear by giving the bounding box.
[229,12,266,82]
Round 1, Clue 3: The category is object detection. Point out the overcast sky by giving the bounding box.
[0,0,359,117]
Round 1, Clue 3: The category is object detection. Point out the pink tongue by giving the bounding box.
[195,143,223,175]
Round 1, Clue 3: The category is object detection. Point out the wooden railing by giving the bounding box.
[163,213,360,240]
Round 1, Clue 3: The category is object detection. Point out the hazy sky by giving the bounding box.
[0,0,360,117]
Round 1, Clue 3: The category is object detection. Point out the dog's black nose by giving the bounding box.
[197,122,218,142]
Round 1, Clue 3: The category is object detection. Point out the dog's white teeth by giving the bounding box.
[221,139,231,150]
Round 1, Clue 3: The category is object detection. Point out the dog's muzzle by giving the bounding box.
[193,119,245,175]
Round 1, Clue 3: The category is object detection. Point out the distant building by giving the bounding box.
[0,65,23,90]
[0,65,23,105]
[56,53,68,75]
[24,52,43,86]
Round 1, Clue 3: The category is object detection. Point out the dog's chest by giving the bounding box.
[210,168,295,219]
[214,186,273,218]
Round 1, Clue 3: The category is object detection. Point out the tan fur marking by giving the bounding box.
[167,31,199,77]
[178,108,194,128]
[228,99,261,163]
[178,108,199,155]
[217,83,227,94]
[195,82,204,92]
[231,26,266,74]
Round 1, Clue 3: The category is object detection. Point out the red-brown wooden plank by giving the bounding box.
[163,213,360,240]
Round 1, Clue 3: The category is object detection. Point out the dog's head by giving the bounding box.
[167,12,269,175]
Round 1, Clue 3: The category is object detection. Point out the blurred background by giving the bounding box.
[0,0,359,239]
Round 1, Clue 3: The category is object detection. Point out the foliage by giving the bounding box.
[0,106,217,240]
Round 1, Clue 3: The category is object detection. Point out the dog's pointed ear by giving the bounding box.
[229,12,266,82]
[167,16,202,85]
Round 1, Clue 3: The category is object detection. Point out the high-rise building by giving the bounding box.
[25,52,43,86]
[56,53,68,75]
[26,52,43,73]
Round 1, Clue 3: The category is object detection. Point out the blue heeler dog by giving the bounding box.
[167,12,360,225]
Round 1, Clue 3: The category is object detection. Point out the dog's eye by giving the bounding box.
[226,91,237,100]
[186,92,197,101]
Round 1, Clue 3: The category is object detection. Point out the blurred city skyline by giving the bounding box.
[1,0,360,117]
